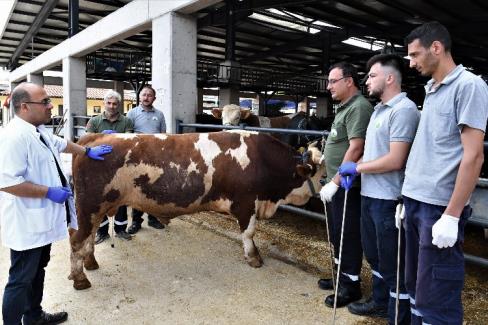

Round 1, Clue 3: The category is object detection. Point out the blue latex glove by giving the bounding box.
[101,130,116,134]
[340,175,356,191]
[46,186,72,203]
[338,161,358,176]
[86,145,112,161]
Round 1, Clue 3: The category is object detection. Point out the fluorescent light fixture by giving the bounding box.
[342,37,385,51]
[250,9,341,35]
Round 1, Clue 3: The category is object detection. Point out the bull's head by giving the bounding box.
[295,141,326,191]
[212,104,252,126]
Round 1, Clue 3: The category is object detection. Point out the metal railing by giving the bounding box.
[197,61,327,94]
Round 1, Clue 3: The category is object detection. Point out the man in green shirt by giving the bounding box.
[318,62,374,308]
[86,90,133,244]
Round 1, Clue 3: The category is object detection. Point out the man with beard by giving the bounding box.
[86,90,134,244]
[126,86,166,234]
[0,82,112,324]
[318,62,373,308]
[338,54,419,324]
[399,21,488,325]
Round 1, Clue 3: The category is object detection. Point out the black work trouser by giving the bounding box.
[98,206,128,235]
[132,208,158,225]
[328,187,363,288]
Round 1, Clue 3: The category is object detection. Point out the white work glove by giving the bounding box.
[395,203,405,229]
[431,214,459,248]
[320,181,339,203]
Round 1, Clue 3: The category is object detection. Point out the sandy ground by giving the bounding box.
[1,211,487,325]
[0,216,366,325]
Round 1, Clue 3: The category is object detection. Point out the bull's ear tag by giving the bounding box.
[330,129,337,137]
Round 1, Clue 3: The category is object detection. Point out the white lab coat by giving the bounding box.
[0,117,78,251]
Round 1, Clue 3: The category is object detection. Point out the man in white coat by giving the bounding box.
[0,83,112,325]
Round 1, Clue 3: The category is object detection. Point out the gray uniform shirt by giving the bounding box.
[127,105,166,134]
[361,93,420,200]
[402,65,488,206]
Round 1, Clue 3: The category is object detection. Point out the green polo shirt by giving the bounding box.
[86,112,134,133]
[324,93,373,182]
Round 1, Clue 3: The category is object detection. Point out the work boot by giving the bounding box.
[115,230,132,241]
[32,311,68,325]
[324,283,362,308]
[347,296,388,318]
[127,222,141,234]
[94,232,110,245]
[148,218,165,229]
[318,278,334,290]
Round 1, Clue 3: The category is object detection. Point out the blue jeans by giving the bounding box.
[403,197,470,325]
[361,196,410,325]
[2,244,51,325]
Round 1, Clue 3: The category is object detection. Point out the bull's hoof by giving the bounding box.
[246,256,263,268]
[73,278,92,290]
[84,258,99,271]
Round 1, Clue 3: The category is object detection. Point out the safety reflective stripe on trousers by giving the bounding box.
[342,272,359,281]
[389,291,409,299]
[372,269,383,279]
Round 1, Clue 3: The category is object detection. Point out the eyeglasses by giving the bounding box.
[327,76,350,86]
[24,98,52,106]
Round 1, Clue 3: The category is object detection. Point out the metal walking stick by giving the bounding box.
[332,176,350,325]
[395,198,405,325]
[322,201,336,291]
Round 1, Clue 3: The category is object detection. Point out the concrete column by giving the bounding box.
[114,81,125,113]
[27,73,44,86]
[256,94,266,116]
[197,87,204,114]
[152,12,197,134]
[63,56,86,141]
[219,86,239,107]
[316,96,331,118]
[4,82,19,123]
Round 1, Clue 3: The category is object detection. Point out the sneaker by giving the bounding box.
[148,218,165,229]
[32,311,68,324]
[94,232,110,245]
[127,222,141,235]
[115,230,132,241]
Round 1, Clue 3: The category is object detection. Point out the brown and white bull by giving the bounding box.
[68,131,324,290]
[212,104,293,128]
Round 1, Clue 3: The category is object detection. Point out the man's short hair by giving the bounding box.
[366,54,404,84]
[104,90,121,103]
[328,62,360,88]
[405,21,452,52]
[11,83,31,114]
[140,86,156,96]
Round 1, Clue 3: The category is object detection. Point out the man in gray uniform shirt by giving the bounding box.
[339,54,419,324]
[127,86,167,234]
[402,22,488,324]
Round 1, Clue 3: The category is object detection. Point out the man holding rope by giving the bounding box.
[338,54,419,324]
